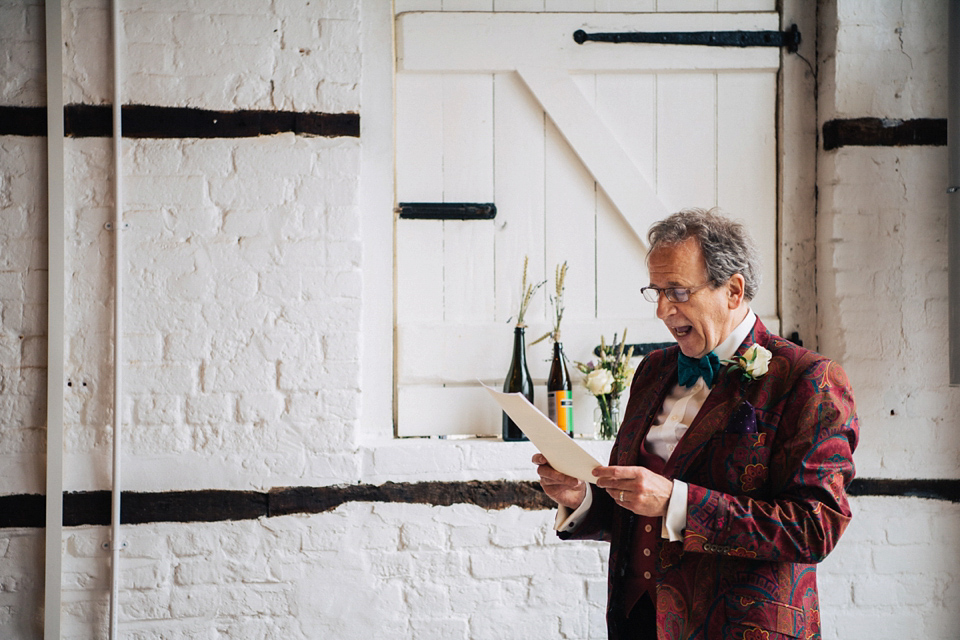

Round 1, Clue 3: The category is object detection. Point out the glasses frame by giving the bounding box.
[640,282,711,303]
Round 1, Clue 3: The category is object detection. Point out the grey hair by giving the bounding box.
[646,208,762,300]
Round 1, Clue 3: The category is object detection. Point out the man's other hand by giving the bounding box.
[593,465,673,517]
[533,453,587,510]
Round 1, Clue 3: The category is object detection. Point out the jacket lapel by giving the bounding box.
[664,318,769,477]
[617,347,680,467]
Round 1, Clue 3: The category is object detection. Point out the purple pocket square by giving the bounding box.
[726,401,757,434]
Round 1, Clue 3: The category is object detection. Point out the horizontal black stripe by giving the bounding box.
[0,481,552,529]
[0,104,359,138]
[0,478,954,529]
[846,478,960,502]
[823,117,946,150]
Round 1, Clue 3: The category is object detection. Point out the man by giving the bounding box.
[534,208,859,639]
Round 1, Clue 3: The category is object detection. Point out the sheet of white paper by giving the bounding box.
[482,384,602,484]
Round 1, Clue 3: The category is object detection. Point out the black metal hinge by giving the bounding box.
[397,202,497,221]
[574,24,800,53]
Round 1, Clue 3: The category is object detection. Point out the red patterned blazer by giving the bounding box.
[561,318,859,639]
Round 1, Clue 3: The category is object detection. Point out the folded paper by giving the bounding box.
[482,384,602,484]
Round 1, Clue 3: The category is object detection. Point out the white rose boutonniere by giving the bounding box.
[728,344,772,382]
[585,368,615,395]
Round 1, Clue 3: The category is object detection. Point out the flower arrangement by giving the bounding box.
[725,344,772,382]
[575,329,636,439]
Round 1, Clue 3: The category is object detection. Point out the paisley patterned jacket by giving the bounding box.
[561,318,859,640]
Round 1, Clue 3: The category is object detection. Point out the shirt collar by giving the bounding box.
[713,309,756,362]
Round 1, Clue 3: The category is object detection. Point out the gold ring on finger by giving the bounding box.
[619,490,624,502]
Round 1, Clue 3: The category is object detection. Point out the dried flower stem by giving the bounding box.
[531,261,567,345]
[551,261,567,340]
[515,256,545,328]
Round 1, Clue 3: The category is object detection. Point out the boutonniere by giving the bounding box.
[724,344,772,382]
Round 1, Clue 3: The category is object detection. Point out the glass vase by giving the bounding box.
[593,394,621,440]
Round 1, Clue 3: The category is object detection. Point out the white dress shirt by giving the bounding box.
[555,310,757,541]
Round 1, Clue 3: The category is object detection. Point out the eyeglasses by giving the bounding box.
[640,282,711,303]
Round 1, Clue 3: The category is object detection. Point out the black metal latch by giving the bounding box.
[397,202,497,220]
[574,24,800,53]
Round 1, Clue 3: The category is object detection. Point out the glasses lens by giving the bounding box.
[641,287,659,303]
[667,288,689,303]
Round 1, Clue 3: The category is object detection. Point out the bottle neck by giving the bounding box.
[548,338,571,388]
[513,326,527,361]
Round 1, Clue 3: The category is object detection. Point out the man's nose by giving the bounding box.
[655,294,674,320]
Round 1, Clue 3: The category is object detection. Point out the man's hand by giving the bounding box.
[533,454,587,510]
[593,465,673,517]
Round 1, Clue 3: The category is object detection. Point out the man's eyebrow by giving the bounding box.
[649,280,687,287]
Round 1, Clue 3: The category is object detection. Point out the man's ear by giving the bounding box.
[727,274,746,308]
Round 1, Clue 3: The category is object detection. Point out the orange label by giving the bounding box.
[548,390,574,435]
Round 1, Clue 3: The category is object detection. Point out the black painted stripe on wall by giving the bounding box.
[823,117,946,150]
[846,478,960,502]
[0,104,359,138]
[1,478,957,529]
[0,481,553,529]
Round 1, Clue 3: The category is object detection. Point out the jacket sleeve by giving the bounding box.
[557,486,615,543]
[681,358,859,563]
[556,350,666,543]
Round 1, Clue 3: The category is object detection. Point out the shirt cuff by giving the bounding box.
[661,479,688,542]
[555,486,593,532]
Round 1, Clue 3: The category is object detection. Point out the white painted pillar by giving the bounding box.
[44,1,66,638]
[949,0,960,386]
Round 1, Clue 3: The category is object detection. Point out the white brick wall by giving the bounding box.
[818,0,960,481]
[4,497,956,639]
[814,0,960,636]
[1,0,959,637]
[61,0,360,112]
[819,498,960,639]
[0,134,47,489]
[0,1,45,107]
[44,504,610,640]
[831,0,947,118]
[37,131,362,485]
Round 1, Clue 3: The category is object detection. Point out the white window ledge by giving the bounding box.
[359,436,615,486]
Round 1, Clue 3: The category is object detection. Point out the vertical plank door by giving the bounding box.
[395,9,780,437]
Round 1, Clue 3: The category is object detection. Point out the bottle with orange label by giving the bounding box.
[547,341,574,436]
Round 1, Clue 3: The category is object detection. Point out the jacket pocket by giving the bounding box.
[725,592,805,638]
[702,433,771,495]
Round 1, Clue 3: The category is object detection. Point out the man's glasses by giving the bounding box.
[640,282,711,303]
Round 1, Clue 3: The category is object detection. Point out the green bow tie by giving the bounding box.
[678,351,721,388]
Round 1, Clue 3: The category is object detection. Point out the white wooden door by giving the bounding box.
[395,6,780,437]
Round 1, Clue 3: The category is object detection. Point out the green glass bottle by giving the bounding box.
[502,326,532,441]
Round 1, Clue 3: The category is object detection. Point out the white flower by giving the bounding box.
[737,344,772,379]
[585,368,615,395]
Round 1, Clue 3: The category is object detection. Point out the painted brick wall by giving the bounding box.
[4,506,610,639]
[3,497,956,638]
[1,0,958,638]
[818,0,957,479]
[815,0,960,636]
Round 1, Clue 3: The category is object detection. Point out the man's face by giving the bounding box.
[647,237,743,358]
